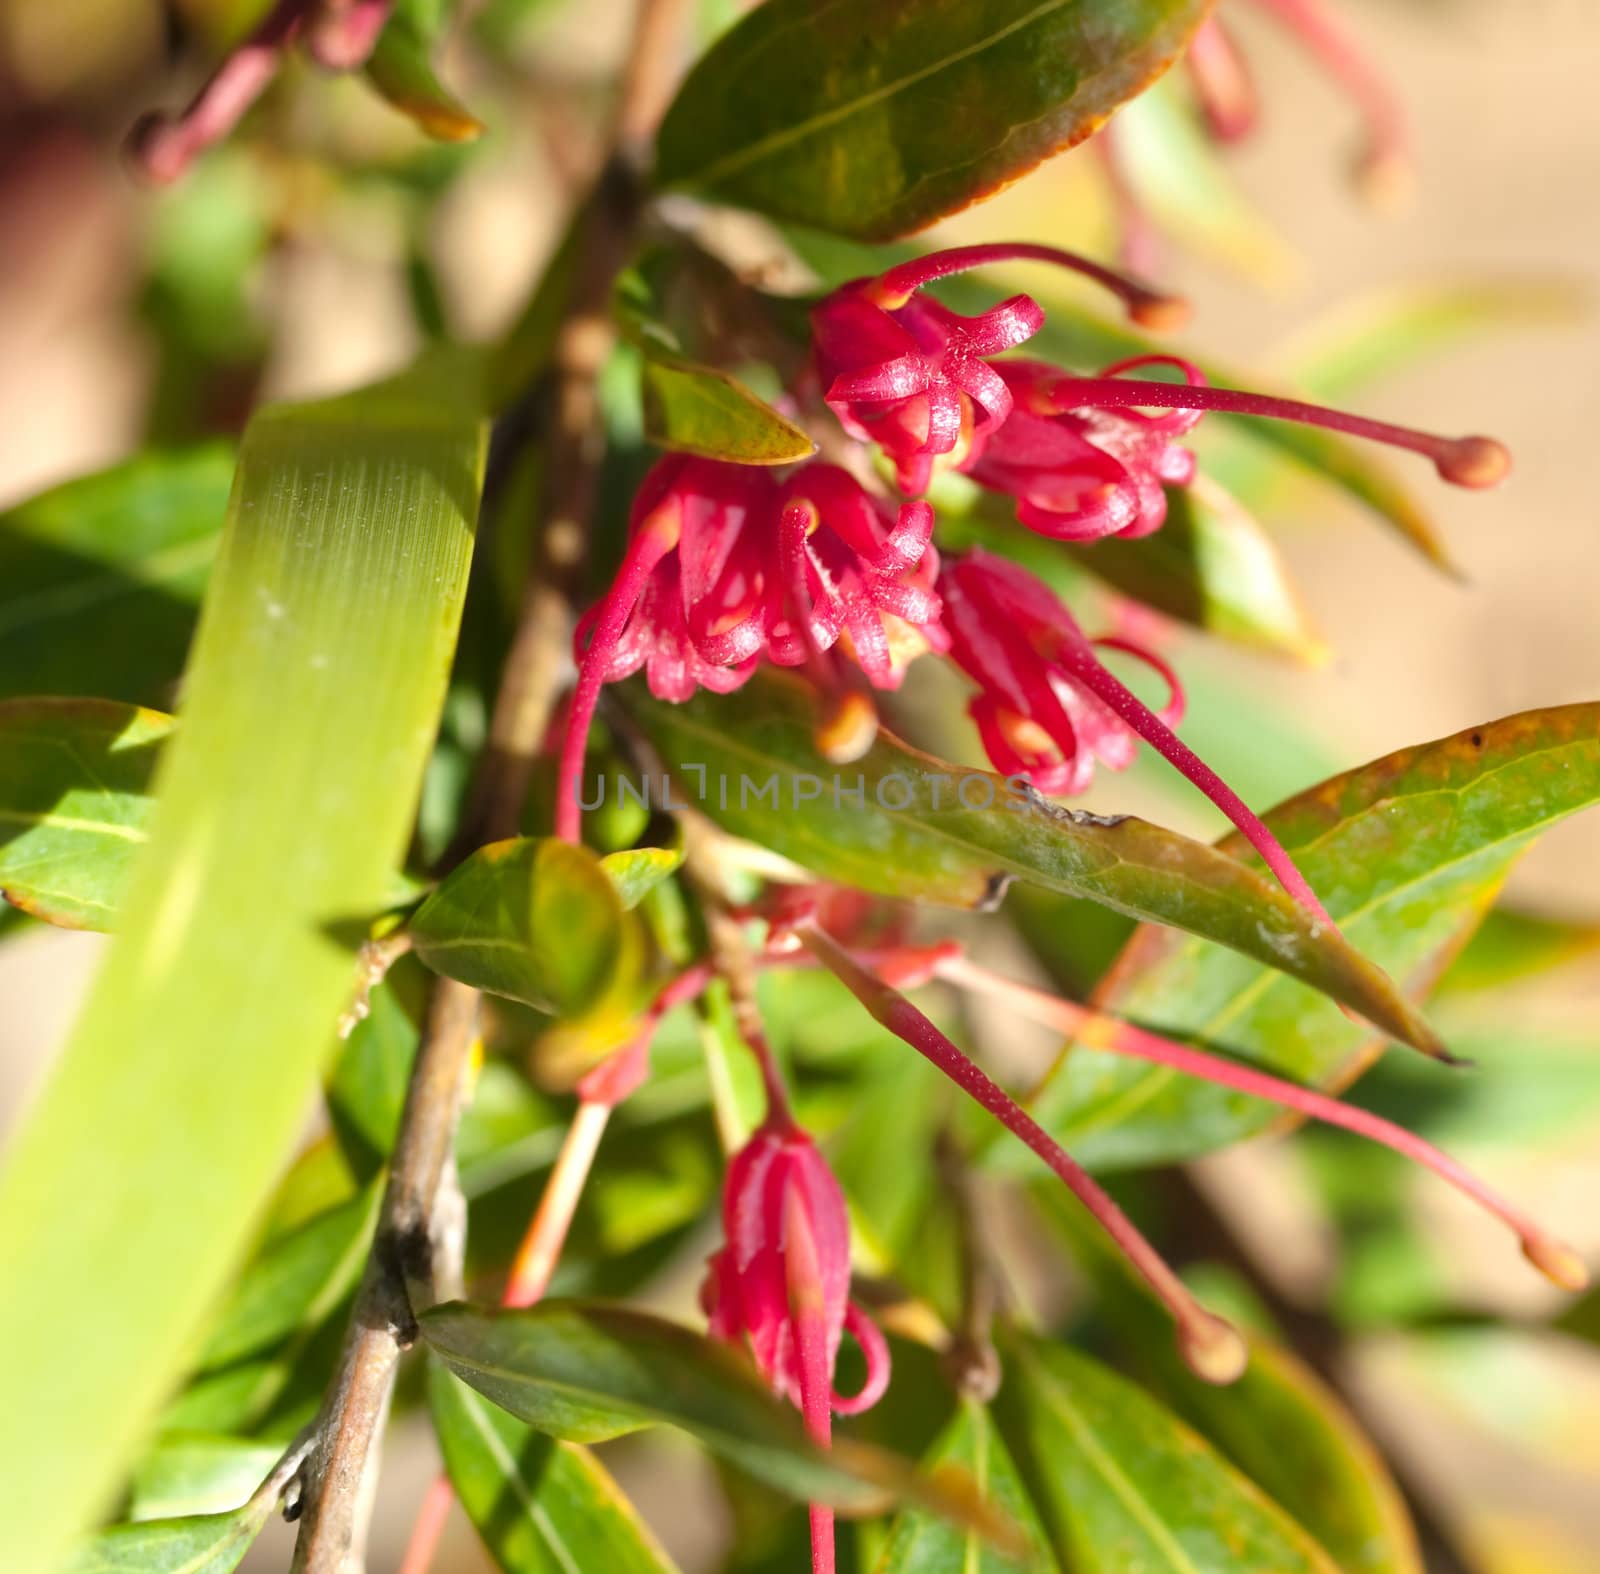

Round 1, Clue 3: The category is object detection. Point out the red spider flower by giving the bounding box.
[964,354,1204,541]
[556,457,944,841]
[812,244,1187,495]
[967,355,1510,543]
[702,1113,889,1574]
[940,548,1334,926]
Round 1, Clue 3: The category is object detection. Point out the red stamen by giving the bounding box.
[1051,636,1339,930]
[1039,375,1510,488]
[1187,17,1260,143]
[555,502,680,843]
[869,243,1188,332]
[934,954,1588,1293]
[794,919,1247,1384]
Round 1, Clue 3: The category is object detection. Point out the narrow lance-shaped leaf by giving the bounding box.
[1000,1337,1339,1573]
[0,352,485,1573]
[1034,1188,1419,1574]
[429,1358,682,1574]
[366,0,485,142]
[1021,704,1600,1171]
[62,1505,266,1574]
[420,1300,999,1532]
[874,1400,1056,1574]
[623,670,1445,1057]
[640,353,816,465]
[656,0,1214,240]
[0,699,170,930]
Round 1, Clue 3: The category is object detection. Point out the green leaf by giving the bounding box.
[1001,1337,1338,1573]
[1022,704,1600,1171]
[410,836,643,1015]
[429,1359,681,1573]
[623,670,1443,1056]
[599,843,685,910]
[1037,1191,1418,1574]
[874,1400,1055,1574]
[128,1436,283,1523]
[421,1300,954,1517]
[656,0,1213,240]
[367,0,486,142]
[0,444,230,704]
[0,698,171,929]
[62,1507,266,1574]
[1436,905,1600,995]
[0,352,484,1573]
[640,352,816,464]
[197,1182,381,1369]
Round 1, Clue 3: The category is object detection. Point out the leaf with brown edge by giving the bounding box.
[1017,704,1600,1172]
[622,670,1445,1057]
[655,0,1216,240]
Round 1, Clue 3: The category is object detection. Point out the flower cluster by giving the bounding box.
[558,242,1508,931]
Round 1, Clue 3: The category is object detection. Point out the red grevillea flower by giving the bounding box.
[964,355,1203,541]
[556,457,943,842]
[812,244,1187,495]
[940,548,1334,926]
[702,1113,890,1574]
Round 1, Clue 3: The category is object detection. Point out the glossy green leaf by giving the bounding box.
[599,843,685,910]
[421,1300,950,1516]
[874,1400,1055,1574]
[0,353,484,1573]
[640,352,816,464]
[62,1507,265,1574]
[624,670,1443,1056]
[0,444,230,703]
[410,836,640,1014]
[1002,1337,1337,1572]
[0,698,171,929]
[196,1182,380,1369]
[367,0,485,142]
[1022,704,1600,1171]
[655,0,1213,240]
[127,1435,282,1523]
[429,1359,681,1574]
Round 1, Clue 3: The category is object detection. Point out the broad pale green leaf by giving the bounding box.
[410,836,641,1014]
[599,843,685,909]
[1002,1338,1337,1573]
[0,354,484,1573]
[1022,704,1600,1171]
[127,1435,282,1523]
[422,1300,945,1516]
[0,445,230,703]
[656,0,1213,240]
[640,352,816,464]
[874,1400,1055,1574]
[366,0,485,141]
[0,698,170,929]
[624,671,1443,1056]
[62,1506,265,1574]
[196,1182,381,1369]
[429,1359,681,1574]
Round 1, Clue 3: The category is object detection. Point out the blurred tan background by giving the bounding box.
[2,0,1599,1569]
